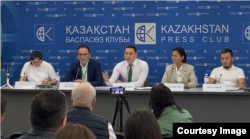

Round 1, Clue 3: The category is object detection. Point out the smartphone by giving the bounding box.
[110,87,125,95]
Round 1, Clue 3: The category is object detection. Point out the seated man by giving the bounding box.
[102,45,149,88]
[67,83,116,139]
[1,96,7,139]
[63,45,103,87]
[17,91,67,139]
[209,48,246,89]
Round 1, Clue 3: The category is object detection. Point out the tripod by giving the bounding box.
[112,95,130,132]
[1,67,13,89]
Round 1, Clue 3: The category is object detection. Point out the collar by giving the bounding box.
[80,60,89,68]
[175,64,183,72]
[125,58,138,66]
[28,128,56,137]
[221,64,235,70]
[160,105,178,116]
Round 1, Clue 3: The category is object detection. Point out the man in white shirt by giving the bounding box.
[209,48,246,89]
[102,45,149,88]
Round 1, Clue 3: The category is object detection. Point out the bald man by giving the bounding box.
[67,83,116,139]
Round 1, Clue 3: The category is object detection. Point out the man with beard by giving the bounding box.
[63,45,103,87]
[209,48,246,89]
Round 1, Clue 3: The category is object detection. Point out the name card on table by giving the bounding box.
[59,82,80,90]
[15,82,36,89]
[203,84,226,92]
[113,83,134,91]
[164,83,184,91]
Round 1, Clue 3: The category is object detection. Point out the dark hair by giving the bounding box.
[172,47,186,63]
[30,51,43,60]
[53,123,96,139]
[125,45,137,53]
[1,96,7,116]
[221,48,233,57]
[78,45,90,53]
[30,90,67,130]
[125,109,162,139]
[149,84,183,118]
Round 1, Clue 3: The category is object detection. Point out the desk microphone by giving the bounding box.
[75,67,81,80]
[218,74,222,84]
[169,65,174,83]
[7,67,9,78]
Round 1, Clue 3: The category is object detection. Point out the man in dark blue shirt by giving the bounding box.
[17,91,67,139]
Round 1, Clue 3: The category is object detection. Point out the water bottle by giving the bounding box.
[56,72,60,89]
[177,73,182,84]
[204,74,209,84]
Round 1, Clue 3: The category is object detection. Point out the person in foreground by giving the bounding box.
[125,109,162,139]
[17,90,67,139]
[1,96,7,139]
[63,45,103,87]
[150,84,193,136]
[19,51,57,85]
[53,123,96,139]
[103,45,149,87]
[67,83,116,139]
[209,48,246,89]
[161,47,197,88]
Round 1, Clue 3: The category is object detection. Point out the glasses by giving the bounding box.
[78,53,89,57]
[151,83,164,93]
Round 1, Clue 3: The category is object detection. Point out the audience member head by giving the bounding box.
[30,51,43,67]
[172,47,186,64]
[124,45,138,64]
[220,48,234,69]
[149,84,183,118]
[78,45,91,66]
[125,109,162,139]
[53,123,96,139]
[30,90,67,131]
[71,83,96,111]
[1,96,7,124]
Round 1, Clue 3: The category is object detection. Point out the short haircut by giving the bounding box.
[78,45,90,53]
[125,45,137,53]
[149,84,183,118]
[172,47,186,63]
[71,83,96,107]
[30,51,43,60]
[1,96,7,116]
[54,123,96,139]
[30,90,67,130]
[125,109,162,139]
[221,48,233,57]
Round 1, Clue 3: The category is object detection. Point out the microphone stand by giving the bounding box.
[1,67,14,89]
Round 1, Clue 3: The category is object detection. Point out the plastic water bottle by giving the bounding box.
[204,74,209,84]
[177,74,182,84]
[56,72,60,89]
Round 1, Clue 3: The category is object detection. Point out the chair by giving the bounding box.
[163,135,173,139]
[9,132,27,139]
[144,79,151,87]
[115,132,125,139]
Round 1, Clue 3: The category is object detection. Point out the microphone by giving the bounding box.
[75,67,81,80]
[7,67,9,78]
[169,65,174,83]
[218,74,222,84]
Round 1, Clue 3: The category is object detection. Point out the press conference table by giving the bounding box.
[1,87,250,137]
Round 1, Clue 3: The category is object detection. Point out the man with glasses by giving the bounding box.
[63,45,103,87]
